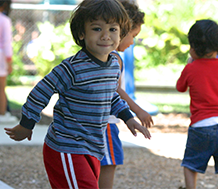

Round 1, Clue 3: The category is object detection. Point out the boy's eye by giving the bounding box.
[110,28,117,32]
[92,27,101,31]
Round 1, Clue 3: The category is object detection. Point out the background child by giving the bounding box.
[176,19,218,189]
[99,1,153,189]
[5,0,151,188]
[0,0,17,123]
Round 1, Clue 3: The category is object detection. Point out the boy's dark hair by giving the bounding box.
[70,0,131,48]
[0,0,12,16]
[188,19,218,57]
[119,0,144,30]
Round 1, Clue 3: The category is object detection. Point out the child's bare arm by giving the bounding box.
[117,87,153,128]
[4,124,32,141]
[126,118,151,139]
[135,109,153,128]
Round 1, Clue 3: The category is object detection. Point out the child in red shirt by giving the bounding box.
[176,19,218,189]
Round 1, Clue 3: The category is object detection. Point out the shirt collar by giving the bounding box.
[82,48,113,67]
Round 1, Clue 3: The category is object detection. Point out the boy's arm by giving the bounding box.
[5,61,73,141]
[117,86,153,128]
[20,61,73,129]
[4,75,55,141]
[126,118,151,139]
[111,92,151,139]
[176,65,189,92]
[112,52,153,128]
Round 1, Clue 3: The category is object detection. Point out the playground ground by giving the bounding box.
[1,112,218,189]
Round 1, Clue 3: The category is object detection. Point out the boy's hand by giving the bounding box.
[136,110,153,128]
[4,124,32,141]
[126,118,151,139]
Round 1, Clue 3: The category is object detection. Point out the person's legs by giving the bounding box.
[99,165,116,189]
[182,126,215,189]
[0,76,7,115]
[184,167,197,189]
[0,76,18,123]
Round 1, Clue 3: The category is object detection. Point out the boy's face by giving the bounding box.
[80,19,121,62]
[117,25,141,52]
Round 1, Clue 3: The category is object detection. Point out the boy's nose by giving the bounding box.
[101,31,110,40]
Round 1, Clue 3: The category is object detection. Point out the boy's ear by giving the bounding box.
[190,47,195,53]
[79,33,85,40]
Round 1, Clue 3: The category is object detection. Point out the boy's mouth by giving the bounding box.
[98,43,113,47]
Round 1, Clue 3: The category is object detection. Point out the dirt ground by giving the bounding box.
[1,113,218,189]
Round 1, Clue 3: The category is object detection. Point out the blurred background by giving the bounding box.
[7,0,218,115]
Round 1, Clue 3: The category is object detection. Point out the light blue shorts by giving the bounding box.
[182,124,218,174]
[101,123,124,166]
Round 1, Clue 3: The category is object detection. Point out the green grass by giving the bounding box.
[6,86,190,114]
[135,91,190,114]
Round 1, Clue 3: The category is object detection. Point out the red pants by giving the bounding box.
[43,143,100,189]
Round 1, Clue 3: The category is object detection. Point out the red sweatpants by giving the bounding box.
[43,143,100,189]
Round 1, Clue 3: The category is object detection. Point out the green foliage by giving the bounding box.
[10,0,218,85]
[134,0,218,71]
[7,41,26,85]
[8,21,81,84]
[32,21,81,76]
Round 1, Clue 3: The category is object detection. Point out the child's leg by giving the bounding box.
[99,123,124,189]
[99,165,116,189]
[6,95,10,112]
[0,76,7,115]
[184,167,197,189]
[0,51,7,115]
[43,143,100,189]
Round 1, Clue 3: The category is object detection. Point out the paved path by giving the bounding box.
[0,180,14,189]
[1,121,188,159]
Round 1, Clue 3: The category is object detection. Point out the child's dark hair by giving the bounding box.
[119,0,144,30]
[188,19,218,57]
[0,0,12,16]
[70,0,131,48]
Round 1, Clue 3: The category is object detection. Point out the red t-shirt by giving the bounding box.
[176,58,218,126]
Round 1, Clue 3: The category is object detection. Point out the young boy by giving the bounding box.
[5,0,151,188]
[176,19,218,189]
[99,1,153,188]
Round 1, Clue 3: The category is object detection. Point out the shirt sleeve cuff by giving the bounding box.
[20,114,36,130]
[117,108,133,123]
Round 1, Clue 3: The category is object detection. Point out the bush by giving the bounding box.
[7,41,27,85]
[134,0,218,72]
[8,21,81,84]
[31,21,81,77]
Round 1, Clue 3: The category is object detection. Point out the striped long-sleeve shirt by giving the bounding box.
[20,48,133,160]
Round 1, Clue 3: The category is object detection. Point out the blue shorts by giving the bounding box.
[101,123,124,166]
[182,124,218,174]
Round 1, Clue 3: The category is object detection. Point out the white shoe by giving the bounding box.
[0,112,18,123]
